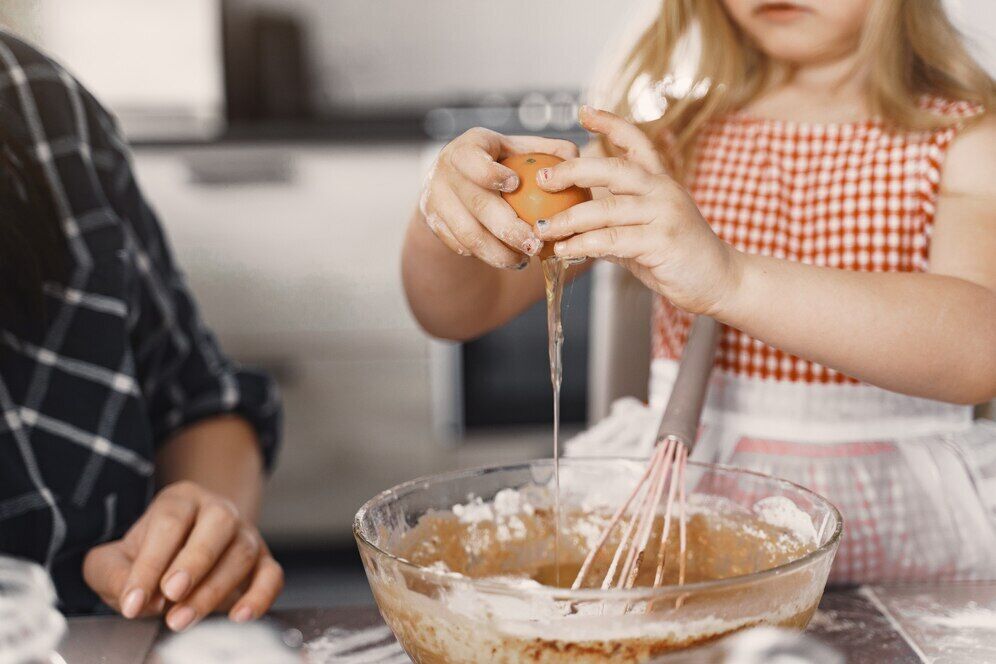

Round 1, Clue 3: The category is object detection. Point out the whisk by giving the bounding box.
[572,315,721,594]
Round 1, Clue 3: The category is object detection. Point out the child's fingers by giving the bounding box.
[537,157,655,195]
[447,130,579,191]
[537,196,647,240]
[553,225,648,261]
[440,181,530,268]
[449,141,520,192]
[424,210,472,256]
[500,134,581,162]
[421,180,473,256]
[579,105,665,175]
[449,176,540,260]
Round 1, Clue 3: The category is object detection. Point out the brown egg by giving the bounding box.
[499,153,591,260]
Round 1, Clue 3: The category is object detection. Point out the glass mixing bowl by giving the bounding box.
[354,458,841,663]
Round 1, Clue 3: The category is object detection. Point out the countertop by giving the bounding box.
[59,583,996,663]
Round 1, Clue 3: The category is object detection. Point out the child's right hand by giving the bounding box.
[419,127,580,268]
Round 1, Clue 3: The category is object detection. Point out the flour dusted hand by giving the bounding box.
[419,127,580,268]
[536,106,742,316]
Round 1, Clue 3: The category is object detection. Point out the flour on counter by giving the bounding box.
[304,625,409,664]
[155,620,299,664]
[865,588,996,664]
[807,609,861,634]
[919,605,996,631]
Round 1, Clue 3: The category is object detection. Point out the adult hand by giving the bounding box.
[535,106,742,316]
[83,480,283,632]
[419,127,580,268]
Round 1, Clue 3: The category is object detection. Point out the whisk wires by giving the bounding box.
[572,436,690,603]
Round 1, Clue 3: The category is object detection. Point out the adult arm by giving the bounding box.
[155,415,264,521]
[81,92,284,628]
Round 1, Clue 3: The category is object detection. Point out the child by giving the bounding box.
[401,0,996,583]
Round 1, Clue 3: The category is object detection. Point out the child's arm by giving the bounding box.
[539,107,996,404]
[721,117,996,404]
[402,212,547,340]
[720,255,995,404]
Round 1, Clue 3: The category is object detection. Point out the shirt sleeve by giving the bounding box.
[87,98,282,470]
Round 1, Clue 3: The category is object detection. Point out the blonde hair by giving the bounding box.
[597,0,995,176]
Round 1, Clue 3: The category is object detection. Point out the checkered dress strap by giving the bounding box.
[652,98,986,383]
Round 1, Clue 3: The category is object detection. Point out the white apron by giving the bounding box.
[566,359,996,584]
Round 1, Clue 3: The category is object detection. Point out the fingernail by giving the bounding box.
[522,236,542,256]
[498,174,519,192]
[515,258,530,270]
[536,219,549,231]
[121,588,145,619]
[554,242,565,257]
[579,104,592,121]
[168,606,197,632]
[232,606,254,623]
[163,571,190,601]
[537,168,551,182]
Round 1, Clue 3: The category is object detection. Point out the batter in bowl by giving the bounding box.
[363,488,825,662]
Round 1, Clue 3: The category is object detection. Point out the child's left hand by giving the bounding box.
[535,106,742,317]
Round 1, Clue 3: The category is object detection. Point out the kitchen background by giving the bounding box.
[1,0,993,608]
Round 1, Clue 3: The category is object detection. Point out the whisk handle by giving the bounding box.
[656,315,721,450]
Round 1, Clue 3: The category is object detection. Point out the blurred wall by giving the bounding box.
[0,0,224,140]
[948,0,996,77]
[0,1,42,40]
[230,0,995,114]
[4,1,993,122]
[227,0,645,111]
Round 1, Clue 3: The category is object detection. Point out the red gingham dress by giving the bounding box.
[648,98,996,583]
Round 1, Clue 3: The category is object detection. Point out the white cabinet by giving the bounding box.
[131,143,445,542]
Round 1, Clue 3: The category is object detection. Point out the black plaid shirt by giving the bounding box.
[0,33,281,612]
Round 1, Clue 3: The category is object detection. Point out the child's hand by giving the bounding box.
[419,127,579,268]
[535,107,742,316]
